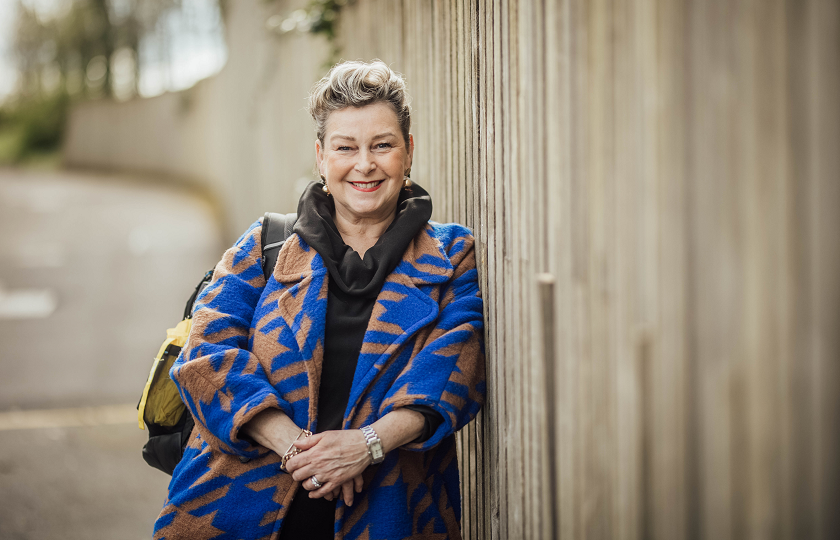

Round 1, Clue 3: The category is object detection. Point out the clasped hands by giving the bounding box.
[241,410,370,506]
[285,430,369,506]
[242,408,425,507]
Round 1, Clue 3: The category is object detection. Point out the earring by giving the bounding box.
[320,175,330,195]
[403,170,412,188]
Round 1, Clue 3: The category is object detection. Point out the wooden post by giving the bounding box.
[538,273,558,539]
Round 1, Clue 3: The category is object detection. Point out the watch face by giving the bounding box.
[372,446,384,460]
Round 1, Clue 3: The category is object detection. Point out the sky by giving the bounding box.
[0,0,18,103]
[0,0,227,105]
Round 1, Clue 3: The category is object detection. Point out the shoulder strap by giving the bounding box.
[261,212,298,280]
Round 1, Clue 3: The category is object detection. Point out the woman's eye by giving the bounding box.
[375,143,392,149]
[337,146,352,151]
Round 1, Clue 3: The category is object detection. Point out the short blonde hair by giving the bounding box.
[308,59,411,145]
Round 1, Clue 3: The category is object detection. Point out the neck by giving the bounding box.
[333,208,396,258]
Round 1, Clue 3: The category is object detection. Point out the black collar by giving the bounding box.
[293,180,433,297]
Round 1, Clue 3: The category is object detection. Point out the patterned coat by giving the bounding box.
[153,218,486,540]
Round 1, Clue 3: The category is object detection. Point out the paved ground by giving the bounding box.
[0,168,224,539]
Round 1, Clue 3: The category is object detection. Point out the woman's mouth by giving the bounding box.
[348,180,384,192]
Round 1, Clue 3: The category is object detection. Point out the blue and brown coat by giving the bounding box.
[153,218,486,540]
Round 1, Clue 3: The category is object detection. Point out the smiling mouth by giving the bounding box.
[349,180,384,191]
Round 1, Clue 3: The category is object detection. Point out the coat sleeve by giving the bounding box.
[378,230,486,451]
[170,220,295,458]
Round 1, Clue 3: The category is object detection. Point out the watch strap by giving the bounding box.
[360,425,384,464]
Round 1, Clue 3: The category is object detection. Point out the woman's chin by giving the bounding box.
[341,194,399,219]
[345,205,388,220]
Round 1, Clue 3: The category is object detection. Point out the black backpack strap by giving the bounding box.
[183,270,214,320]
[261,212,298,280]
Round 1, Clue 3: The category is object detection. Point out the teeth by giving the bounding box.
[351,181,383,188]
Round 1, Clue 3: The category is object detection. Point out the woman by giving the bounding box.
[153,60,485,540]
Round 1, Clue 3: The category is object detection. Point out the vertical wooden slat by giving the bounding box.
[650,0,688,538]
[480,2,499,538]
[804,3,840,539]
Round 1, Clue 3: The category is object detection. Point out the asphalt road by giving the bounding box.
[0,168,225,540]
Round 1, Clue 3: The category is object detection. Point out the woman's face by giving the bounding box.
[316,101,414,223]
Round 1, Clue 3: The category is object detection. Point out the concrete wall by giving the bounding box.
[64,0,329,240]
[63,1,840,539]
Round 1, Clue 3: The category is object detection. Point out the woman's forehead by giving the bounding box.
[325,102,400,138]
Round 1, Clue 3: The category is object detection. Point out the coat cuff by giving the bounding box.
[403,405,444,444]
[380,398,455,452]
[171,360,294,458]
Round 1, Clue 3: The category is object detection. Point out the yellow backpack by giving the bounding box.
[137,212,296,474]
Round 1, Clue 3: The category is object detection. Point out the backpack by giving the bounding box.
[137,212,297,475]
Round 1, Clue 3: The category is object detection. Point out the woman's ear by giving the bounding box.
[315,139,324,177]
[407,134,414,169]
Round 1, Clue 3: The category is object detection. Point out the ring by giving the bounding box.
[310,476,322,488]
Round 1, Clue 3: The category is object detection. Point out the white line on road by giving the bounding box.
[0,283,58,319]
[0,403,138,431]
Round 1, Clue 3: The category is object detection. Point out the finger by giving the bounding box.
[283,458,300,474]
[292,466,316,484]
[354,474,364,493]
[291,463,319,483]
[293,432,323,450]
[303,475,327,492]
[284,458,304,474]
[341,481,355,507]
[285,450,314,474]
[309,482,336,499]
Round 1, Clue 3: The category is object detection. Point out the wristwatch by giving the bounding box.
[360,425,385,464]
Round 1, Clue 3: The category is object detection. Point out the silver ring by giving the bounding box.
[310,476,322,488]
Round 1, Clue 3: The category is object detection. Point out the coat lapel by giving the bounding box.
[269,235,329,429]
[344,224,455,421]
[270,225,455,430]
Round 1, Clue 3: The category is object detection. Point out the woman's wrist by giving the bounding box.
[241,409,300,454]
[368,408,425,455]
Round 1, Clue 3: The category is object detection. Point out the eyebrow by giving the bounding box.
[329,132,398,142]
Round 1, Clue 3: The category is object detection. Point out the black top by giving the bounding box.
[278,182,443,539]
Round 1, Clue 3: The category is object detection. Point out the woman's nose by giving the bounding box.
[354,149,376,174]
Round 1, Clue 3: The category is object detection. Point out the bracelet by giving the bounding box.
[280,428,312,472]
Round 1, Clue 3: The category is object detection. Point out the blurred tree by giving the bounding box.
[12,0,183,100]
[266,0,352,65]
[2,0,228,164]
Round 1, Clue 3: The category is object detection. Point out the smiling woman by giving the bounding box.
[316,102,414,257]
[152,60,486,540]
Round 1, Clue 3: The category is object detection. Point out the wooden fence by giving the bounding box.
[335,1,840,539]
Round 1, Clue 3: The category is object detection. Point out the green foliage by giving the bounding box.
[268,0,353,63]
[13,0,183,101]
[301,0,349,41]
[0,93,70,165]
[5,0,188,164]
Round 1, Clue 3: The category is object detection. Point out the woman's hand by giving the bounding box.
[323,476,365,506]
[286,409,426,503]
[285,430,370,501]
